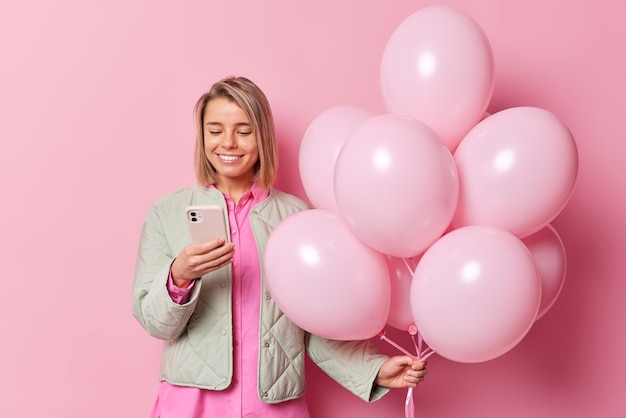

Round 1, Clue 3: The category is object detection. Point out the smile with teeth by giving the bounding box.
[218,154,242,162]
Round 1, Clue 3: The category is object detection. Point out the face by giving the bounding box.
[203,97,260,188]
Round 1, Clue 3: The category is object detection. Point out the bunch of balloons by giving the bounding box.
[264,5,577,363]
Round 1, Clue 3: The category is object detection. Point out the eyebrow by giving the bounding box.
[205,121,251,127]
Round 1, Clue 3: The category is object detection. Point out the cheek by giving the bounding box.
[203,142,219,166]
[203,138,218,155]
[250,148,260,166]
[246,138,260,156]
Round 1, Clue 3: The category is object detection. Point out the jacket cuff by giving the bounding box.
[369,382,391,402]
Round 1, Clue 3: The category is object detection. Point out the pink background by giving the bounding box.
[1,0,624,417]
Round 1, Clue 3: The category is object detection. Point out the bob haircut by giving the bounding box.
[193,76,278,189]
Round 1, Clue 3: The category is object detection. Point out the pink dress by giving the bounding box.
[150,183,310,418]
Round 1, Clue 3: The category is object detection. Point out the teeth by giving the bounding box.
[219,155,240,161]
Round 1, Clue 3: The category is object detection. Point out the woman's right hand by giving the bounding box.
[171,238,235,288]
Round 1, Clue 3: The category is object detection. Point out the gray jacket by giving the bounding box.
[132,186,389,403]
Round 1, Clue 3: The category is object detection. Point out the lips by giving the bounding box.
[218,154,242,162]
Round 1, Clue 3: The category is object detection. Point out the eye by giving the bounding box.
[238,131,252,136]
[208,130,222,136]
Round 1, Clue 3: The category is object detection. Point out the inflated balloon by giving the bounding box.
[299,106,373,212]
[411,225,541,363]
[334,114,458,258]
[264,209,390,340]
[522,224,567,320]
[452,107,578,238]
[380,5,494,151]
[385,255,421,331]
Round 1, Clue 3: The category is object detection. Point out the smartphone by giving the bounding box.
[186,205,229,245]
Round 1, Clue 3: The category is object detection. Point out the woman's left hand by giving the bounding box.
[375,355,427,388]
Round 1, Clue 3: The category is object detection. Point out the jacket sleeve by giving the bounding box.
[132,204,200,340]
[305,334,390,402]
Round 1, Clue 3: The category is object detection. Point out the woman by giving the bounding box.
[132,76,427,417]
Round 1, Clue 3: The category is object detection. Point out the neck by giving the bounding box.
[215,178,254,205]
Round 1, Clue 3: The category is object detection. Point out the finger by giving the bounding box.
[196,237,229,253]
[192,242,234,264]
[412,360,427,371]
[215,242,236,257]
[395,355,416,367]
[206,243,235,260]
[406,371,426,382]
[196,251,234,273]
[403,374,422,387]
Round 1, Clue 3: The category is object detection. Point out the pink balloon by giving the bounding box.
[522,224,567,320]
[299,106,373,212]
[380,6,494,151]
[264,209,390,340]
[452,107,578,238]
[411,225,541,363]
[334,114,458,258]
[386,255,421,332]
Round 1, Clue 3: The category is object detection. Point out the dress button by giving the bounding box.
[263,392,268,397]
[264,342,270,348]
[220,281,227,288]
[265,292,271,300]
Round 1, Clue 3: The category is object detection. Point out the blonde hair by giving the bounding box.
[193,76,278,189]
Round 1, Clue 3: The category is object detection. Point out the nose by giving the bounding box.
[222,130,236,148]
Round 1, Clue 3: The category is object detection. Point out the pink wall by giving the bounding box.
[0,0,624,416]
